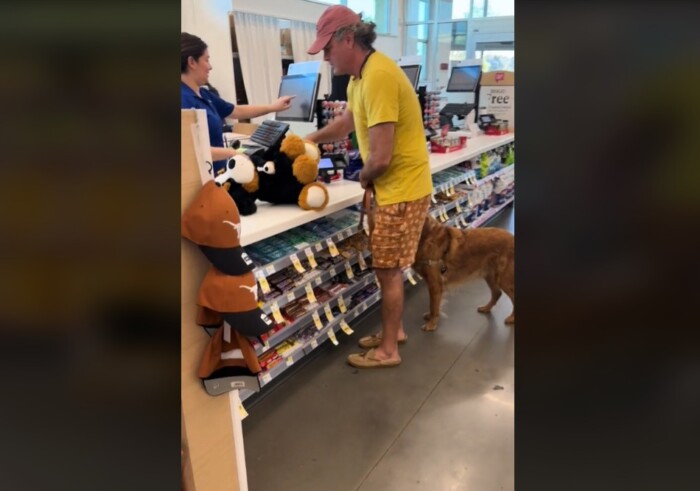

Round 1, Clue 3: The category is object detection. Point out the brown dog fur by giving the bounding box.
[412,216,515,330]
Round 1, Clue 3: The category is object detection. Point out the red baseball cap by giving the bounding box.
[308,5,361,55]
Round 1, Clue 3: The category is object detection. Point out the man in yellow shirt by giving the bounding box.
[306,5,433,369]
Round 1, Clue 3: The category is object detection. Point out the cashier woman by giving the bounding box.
[181,32,295,174]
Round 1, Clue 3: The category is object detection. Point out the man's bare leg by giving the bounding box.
[372,267,404,361]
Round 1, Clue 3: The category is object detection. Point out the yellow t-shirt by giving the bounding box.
[347,51,433,206]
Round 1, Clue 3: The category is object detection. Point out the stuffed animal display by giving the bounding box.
[217,134,330,215]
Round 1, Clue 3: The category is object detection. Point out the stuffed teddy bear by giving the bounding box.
[242,134,330,211]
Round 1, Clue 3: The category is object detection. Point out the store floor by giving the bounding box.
[243,207,514,491]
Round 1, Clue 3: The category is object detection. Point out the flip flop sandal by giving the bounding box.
[358,333,408,349]
[347,348,401,369]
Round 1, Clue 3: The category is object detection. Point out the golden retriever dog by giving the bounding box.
[412,216,514,330]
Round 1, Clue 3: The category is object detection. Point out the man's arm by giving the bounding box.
[359,122,395,189]
[210,146,238,162]
[305,109,355,144]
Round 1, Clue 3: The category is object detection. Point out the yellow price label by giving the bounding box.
[455,201,462,213]
[327,329,339,346]
[265,264,276,276]
[310,338,318,349]
[312,310,323,330]
[304,248,318,269]
[261,372,272,384]
[441,207,449,222]
[449,183,456,195]
[305,283,317,304]
[340,319,354,335]
[407,270,417,285]
[430,194,437,204]
[324,304,335,322]
[337,296,347,313]
[290,253,305,273]
[287,291,295,302]
[374,276,380,287]
[270,302,284,324]
[238,402,249,420]
[327,238,340,257]
[315,242,323,252]
[285,356,294,367]
[344,261,354,279]
[357,253,367,271]
[258,275,271,294]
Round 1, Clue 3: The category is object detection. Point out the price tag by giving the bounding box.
[315,242,323,252]
[460,216,469,227]
[238,402,249,420]
[270,302,284,323]
[324,304,335,322]
[449,183,456,195]
[455,201,462,213]
[257,273,271,295]
[340,319,354,335]
[265,264,276,276]
[374,276,380,287]
[327,329,339,346]
[261,372,272,384]
[337,296,347,313]
[440,207,449,222]
[285,357,294,367]
[312,310,323,330]
[315,277,323,286]
[310,338,318,349]
[363,222,370,236]
[430,194,437,204]
[407,269,417,285]
[344,261,354,279]
[304,248,318,269]
[263,339,270,350]
[305,283,317,304]
[290,253,305,273]
[357,253,367,271]
[327,238,340,257]
[287,291,295,303]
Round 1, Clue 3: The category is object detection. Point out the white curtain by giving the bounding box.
[232,12,283,124]
[290,20,332,98]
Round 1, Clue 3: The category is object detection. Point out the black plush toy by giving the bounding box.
[241,134,329,212]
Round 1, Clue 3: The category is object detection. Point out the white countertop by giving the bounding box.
[239,132,514,246]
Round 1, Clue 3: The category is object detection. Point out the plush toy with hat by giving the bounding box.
[242,134,330,212]
[182,179,275,394]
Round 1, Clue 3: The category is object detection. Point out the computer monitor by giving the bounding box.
[445,64,482,92]
[400,64,421,90]
[275,73,321,122]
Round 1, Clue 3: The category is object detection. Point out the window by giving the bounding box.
[405,0,431,23]
[475,49,514,72]
[486,0,514,17]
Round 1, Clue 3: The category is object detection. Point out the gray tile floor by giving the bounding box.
[243,207,514,491]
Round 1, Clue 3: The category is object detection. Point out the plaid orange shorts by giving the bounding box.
[370,195,431,269]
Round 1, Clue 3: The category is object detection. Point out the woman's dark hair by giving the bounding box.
[181,32,208,73]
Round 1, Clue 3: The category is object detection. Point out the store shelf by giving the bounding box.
[470,196,514,228]
[249,209,361,279]
[252,271,378,357]
[260,250,372,315]
[258,344,307,388]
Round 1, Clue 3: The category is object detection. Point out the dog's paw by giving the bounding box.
[423,312,431,320]
[504,315,515,325]
[477,305,493,314]
[422,319,438,331]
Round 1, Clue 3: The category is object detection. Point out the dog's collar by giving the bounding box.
[415,258,448,274]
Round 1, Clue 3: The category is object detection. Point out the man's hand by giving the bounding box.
[273,95,295,112]
[359,173,372,190]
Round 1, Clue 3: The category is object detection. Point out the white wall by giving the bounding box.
[181,0,237,104]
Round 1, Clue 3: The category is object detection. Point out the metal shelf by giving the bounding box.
[252,270,378,356]
[249,209,361,281]
[259,250,372,315]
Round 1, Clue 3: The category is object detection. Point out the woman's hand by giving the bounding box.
[273,95,296,112]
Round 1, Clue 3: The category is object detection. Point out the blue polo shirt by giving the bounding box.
[181,82,234,173]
